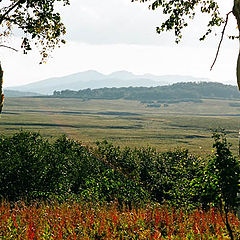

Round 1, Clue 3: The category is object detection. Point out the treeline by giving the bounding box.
[0,131,239,212]
[53,82,240,101]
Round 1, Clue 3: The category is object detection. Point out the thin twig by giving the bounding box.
[210,11,233,71]
[0,44,18,52]
[0,0,23,25]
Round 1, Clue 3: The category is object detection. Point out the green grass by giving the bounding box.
[1,97,239,155]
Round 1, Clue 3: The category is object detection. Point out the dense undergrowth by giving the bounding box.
[0,131,239,208]
[1,200,240,239]
[0,130,240,239]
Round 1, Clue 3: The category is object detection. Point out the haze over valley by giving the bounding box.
[5,70,209,95]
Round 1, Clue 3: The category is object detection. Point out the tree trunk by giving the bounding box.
[233,0,240,90]
[0,62,4,114]
[224,205,235,240]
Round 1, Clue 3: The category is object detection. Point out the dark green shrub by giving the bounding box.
[198,131,240,209]
[0,131,149,204]
[80,168,149,204]
[1,129,238,215]
[160,149,204,207]
[0,131,53,200]
[0,132,103,200]
[95,141,203,206]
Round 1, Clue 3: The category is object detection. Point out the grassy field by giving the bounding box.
[0,97,239,155]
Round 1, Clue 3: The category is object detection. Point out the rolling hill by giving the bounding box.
[6,70,209,95]
[53,82,240,102]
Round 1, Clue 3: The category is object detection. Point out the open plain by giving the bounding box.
[1,97,239,155]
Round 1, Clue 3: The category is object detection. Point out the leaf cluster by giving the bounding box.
[95,141,204,207]
[197,131,240,210]
[133,0,224,42]
[0,0,69,62]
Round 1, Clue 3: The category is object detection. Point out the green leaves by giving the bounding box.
[0,0,70,62]
[134,0,224,43]
[0,130,239,210]
[0,131,149,204]
[198,130,240,210]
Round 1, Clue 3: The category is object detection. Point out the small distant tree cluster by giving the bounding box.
[53,82,240,101]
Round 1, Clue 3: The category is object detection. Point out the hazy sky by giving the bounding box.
[1,0,238,87]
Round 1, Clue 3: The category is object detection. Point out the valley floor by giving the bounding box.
[0,97,239,155]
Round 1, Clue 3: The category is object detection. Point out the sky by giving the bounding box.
[0,0,239,87]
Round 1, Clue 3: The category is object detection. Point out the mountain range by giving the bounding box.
[6,70,209,95]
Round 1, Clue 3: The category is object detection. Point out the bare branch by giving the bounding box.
[0,44,18,52]
[210,11,233,71]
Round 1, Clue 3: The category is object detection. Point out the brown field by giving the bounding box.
[0,97,239,155]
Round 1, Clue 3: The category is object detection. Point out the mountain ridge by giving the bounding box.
[6,70,210,95]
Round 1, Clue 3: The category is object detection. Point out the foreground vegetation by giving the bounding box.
[0,131,239,207]
[0,130,239,239]
[1,201,240,239]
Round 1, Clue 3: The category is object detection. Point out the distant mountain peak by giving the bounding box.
[108,70,135,79]
[6,70,211,95]
[83,70,103,75]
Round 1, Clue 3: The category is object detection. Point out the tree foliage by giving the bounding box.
[133,0,240,90]
[133,0,224,43]
[53,82,240,102]
[1,130,238,213]
[0,0,69,61]
[197,131,240,240]
[0,131,149,203]
[0,0,70,113]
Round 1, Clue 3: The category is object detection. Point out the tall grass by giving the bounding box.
[1,200,239,239]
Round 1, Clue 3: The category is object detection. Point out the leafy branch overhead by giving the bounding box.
[133,0,240,90]
[132,0,224,43]
[0,0,70,62]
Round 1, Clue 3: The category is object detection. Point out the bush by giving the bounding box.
[197,131,240,210]
[95,141,204,206]
[0,131,148,204]
[0,130,239,214]
[0,131,54,200]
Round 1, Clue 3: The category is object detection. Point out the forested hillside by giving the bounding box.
[53,82,240,102]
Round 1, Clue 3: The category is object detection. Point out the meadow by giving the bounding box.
[0,97,239,155]
[1,97,240,239]
[1,201,240,239]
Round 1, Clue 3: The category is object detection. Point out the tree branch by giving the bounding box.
[0,44,18,52]
[0,0,25,25]
[210,11,233,71]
